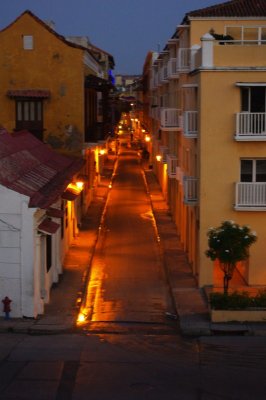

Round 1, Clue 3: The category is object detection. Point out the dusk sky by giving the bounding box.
[1,0,219,75]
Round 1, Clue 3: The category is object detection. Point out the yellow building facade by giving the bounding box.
[0,11,113,217]
[0,10,101,151]
[145,0,266,288]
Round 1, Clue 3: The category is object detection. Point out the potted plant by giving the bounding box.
[205,220,257,294]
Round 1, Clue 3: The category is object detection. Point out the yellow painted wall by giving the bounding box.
[214,45,266,67]
[0,13,94,154]
[198,70,266,286]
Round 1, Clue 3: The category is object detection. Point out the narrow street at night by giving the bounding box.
[1,1,266,399]
[79,148,176,333]
[0,149,266,399]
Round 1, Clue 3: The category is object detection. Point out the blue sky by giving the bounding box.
[0,0,218,74]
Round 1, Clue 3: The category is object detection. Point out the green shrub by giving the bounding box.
[209,290,266,310]
[253,289,266,308]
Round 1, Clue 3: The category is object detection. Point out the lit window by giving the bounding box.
[23,35,33,50]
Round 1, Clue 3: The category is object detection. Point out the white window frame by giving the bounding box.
[225,25,266,44]
[240,159,266,182]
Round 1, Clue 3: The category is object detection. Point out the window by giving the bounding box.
[241,87,266,112]
[241,159,266,182]
[23,35,33,50]
[225,26,266,44]
[16,100,43,140]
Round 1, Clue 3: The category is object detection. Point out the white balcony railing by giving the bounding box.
[168,57,179,78]
[236,113,266,140]
[167,49,191,78]
[159,146,169,163]
[160,108,181,129]
[183,177,198,205]
[162,65,169,81]
[178,48,191,72]
[150,106,160,121]
[235,182,266,209]
[166,155,178,178]
[183,111,198,138]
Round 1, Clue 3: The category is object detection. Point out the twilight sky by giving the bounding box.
[0,0,218,75]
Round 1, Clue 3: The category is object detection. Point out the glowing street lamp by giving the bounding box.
[75,181,84,190]
[145,135,151,143]
[156,154,162,162]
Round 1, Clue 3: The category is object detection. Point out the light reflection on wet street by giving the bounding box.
[79,150,175,331]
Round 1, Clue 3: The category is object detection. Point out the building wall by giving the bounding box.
[0,12,91,155]
[0,183,82,318]
[198,69,266,286]
[146,14,266,289]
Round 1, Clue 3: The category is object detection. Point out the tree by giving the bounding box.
[205,220,257,294]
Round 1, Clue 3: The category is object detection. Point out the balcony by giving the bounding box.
[159,146,169,163]
[235,182,266,210]
[235,113,266,141]
[183,111,198,138]
[166,155,178,178]
[167,49,192,79]
[183,177,198,205]
[150,105,160,121]
[160,108,181,130]
[159,65,169,84]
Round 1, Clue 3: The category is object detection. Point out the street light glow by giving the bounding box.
[77,312,86,324]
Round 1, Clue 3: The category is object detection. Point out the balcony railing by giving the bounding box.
[236,113,266,140]
[183,111,198,138]
[150,106,160,121]
[159,146,169,163]
[166,155,178,178]
[183,177,198,205]
[162,65,169,82]
[160,108,181,130]
[167,57,179,78]
[235,182,266,209]
[179,48,191,72]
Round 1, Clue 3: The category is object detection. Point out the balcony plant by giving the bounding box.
[205,220,257,294]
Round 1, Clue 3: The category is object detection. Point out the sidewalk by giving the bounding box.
[1,154,266,336]
[143,166,266,337]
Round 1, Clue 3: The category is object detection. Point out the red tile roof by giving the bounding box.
[37,218,60,234]
[0,130,85,208]
[184,0,266,20]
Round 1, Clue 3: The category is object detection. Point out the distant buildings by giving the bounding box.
[142,0,266,288]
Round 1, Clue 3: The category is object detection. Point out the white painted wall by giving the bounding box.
[0,182,81,319]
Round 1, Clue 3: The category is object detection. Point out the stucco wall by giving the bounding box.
[0,13,86,154]
[198,70,266,286]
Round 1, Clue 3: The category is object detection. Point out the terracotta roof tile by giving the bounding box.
[0,130,85,208]
[184,0,266,20]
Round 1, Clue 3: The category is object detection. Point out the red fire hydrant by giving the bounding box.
[2,296,12,320]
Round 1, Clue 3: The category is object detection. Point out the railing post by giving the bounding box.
[201,33,215,68]
[190,45,201,70]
